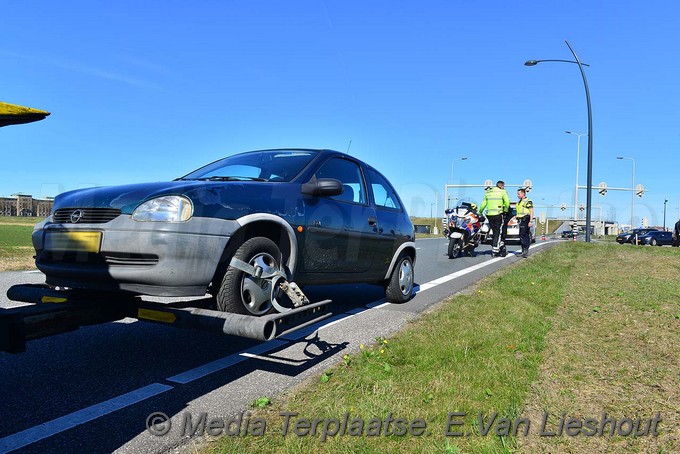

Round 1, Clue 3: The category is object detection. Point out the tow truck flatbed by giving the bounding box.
[1,284,332,354]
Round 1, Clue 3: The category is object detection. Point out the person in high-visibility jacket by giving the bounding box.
[479,180,510,257]
[515,188,534,258]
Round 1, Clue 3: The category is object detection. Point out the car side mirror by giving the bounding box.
[301,178,343,197]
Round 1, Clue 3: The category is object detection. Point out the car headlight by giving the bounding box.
[132,196,193,222]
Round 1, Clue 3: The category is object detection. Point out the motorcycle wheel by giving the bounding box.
[448,238,462,259]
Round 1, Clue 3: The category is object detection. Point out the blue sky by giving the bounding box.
[2,1,679,227]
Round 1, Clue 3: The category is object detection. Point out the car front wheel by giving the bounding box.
[651,238,658,246]
[385,254,414,303]
[216,237,282,315]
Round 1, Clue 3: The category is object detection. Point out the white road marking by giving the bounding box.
[1,240,557,450]
[166,339,288,384]
[0,383,172,454]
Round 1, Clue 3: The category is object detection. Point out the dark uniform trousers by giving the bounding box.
[500,211,511,247]
[488,214,504,253]
[518,216,531,250]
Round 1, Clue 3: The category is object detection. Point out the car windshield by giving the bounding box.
[178,149,318,182]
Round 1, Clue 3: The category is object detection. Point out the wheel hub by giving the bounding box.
[241,253,277,315]
[398,259,413,295]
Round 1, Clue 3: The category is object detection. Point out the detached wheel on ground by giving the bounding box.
[216,237,282,315]
[385,254,414,303]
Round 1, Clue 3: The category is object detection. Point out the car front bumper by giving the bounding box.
[33,215,239,296]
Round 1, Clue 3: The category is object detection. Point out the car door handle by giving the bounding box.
[368,217,377,226]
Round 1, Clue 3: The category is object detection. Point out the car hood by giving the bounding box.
[52,180,302,218]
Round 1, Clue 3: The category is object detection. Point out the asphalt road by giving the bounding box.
[0,238,559,454]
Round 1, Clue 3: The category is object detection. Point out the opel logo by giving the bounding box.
[70,210,84,223]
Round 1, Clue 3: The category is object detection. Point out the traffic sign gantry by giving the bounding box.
[598,181,607,196]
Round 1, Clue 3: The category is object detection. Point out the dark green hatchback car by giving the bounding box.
[32,149,416,315]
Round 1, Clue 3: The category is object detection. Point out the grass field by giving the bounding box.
[0,217,39,271]
[205,242,679,454]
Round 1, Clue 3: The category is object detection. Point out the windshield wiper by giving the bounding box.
[197,176,268,182]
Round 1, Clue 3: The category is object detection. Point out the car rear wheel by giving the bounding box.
[216,237,282,315]
[385,254,414,303]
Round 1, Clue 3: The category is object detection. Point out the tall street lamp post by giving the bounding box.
[663,199,668,231]
[448,157,468,209]
[566,131,587,225]
[450,157,468,184]
[525,40,593,242]
[616,156,635,229]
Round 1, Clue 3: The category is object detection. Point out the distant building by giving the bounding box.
[0,193,53,217]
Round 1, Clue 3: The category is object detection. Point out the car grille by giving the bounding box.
[40,252,159,266]
[102,253,159,266]
[53,208,121,224]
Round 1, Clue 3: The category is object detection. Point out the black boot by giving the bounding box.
[522,247,528,258]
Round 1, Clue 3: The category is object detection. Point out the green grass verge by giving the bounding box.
[207,243,679,453]
[208,244,580,453]
[0,215,42,226]
[0,223,36,271]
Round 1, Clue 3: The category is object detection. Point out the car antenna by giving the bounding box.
[346,139,352,154]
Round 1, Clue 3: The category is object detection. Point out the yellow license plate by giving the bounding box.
[45,231,102,253]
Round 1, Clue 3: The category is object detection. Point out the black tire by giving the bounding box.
[448,238,461,259]
[651,238,658,246]
[215,237,282,315]
[385,254,414,303]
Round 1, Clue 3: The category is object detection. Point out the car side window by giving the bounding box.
[312,157,367,204]
[366,167,401,210]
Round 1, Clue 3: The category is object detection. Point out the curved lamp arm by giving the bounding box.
[524,40,593,242]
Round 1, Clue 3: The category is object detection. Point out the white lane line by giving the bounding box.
[0,383,172,454]
[1,240,558,450]
[416,283,437,292]
[365,298,387,309]
[166,339,288,384]
[286,243,558,339]
[427,256,505,286]
[415,241,555,293]
[21,270,41,274]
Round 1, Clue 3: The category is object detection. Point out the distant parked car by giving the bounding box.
[561,230,575,238]
[635,230,673,246]
[616,228,658,244]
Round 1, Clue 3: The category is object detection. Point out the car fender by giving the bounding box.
[236,213,299,275]
[383,241,417,280]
